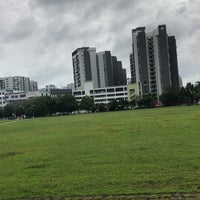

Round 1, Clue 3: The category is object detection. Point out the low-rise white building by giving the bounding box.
[0,90,40,107]
[0,90,8,107]
[73,81,137,104]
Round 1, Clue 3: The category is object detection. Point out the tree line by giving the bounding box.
[0,93,134,119]
[160,82,200,106]
[0,82,200,119]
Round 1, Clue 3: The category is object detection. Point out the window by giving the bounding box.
[107,88,114,93]
[107,94,115,97]
[116,87,124,92]
[116,93,125,96]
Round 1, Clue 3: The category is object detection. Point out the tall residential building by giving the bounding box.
[168,36,179,88]
[72,47,127,90]
[96,51,113,88]
[113,60,126,86]
[72,47,98,90]
[29,81,38,92]
[0,76,38,92]
[129,52,136,84]
[122,68,127,85]
[131,25,180,98]
[0,79,5,90]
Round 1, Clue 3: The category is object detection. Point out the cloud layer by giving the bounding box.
[0,0,199,87]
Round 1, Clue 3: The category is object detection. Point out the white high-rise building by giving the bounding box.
[96,51,113,88]
[131,25,180,98]
[0,76,38,92]
[72,47,98,90]
[29,81,38,92]
[72,48,127,90]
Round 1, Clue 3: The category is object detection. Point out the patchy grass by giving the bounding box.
[0,106,200,199]
[0,120,10,124]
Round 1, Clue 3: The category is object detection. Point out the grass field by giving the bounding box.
[0,106,200,199]
[0,120,10,124]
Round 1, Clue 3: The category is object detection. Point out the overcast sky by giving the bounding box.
[0,0,199,88]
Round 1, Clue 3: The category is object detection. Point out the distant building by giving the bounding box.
[66,83,75,90]
[0,89,40,107]
[39,85,72,97]
[0,76,38,92]
[72,47,127,90]
[39,84,56,96]
[0,90,7,107]
[129,52,136,84]
[72,47,98,90]
[73,81,137,104]
[113,59,126,86]
[5,91,40,104]
[49,89,72,97]
[179,75,183,88]
[96,51,113,88]
[131,25,180,98]
[29,81,38,92]
[0,79,5,90]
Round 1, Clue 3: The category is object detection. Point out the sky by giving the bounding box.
[0,0,199,88]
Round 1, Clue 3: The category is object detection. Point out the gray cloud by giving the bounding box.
[4,17,37,42]
[0,0,200,87]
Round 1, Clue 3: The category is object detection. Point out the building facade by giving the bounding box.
[0,90,40,107]
[72,47,98,90]
[96,51,113,88]
[131,25,180,98]
[39,85,72,97]
[72,47,127,90]
[73,81,137,104]
[0,76,38,92]
[29,81,38,92]
[0,90,7,107]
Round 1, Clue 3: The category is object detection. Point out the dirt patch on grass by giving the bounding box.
[0,151,22,159]
[64,193,200,200]
[17,193,200,200]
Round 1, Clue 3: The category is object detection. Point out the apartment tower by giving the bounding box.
[96,51,113,88]
[131,25,179,98]
[73,48,127,90]
[72,47,98,90]
[0,76,38,92]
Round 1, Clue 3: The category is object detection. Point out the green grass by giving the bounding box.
[0,106,200,199]
[0,120,10,124]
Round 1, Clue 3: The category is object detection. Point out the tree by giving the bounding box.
[52,96,63,113]
[185,82,195,104]
[24,96,53,117]
[3,103,15,118]
[108,100,118,111]
[179,87,190,105]
[160,87,181,106]
[137,94,157,108]
[194,81,200,103]
[24,99,38,117]
[61,93,78,113]
[79,96,95,112]
[0,107,4,119]
[129,99,136,109]
[96,103,107,112]
[12,101,25,117]
[118,99,129,110]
